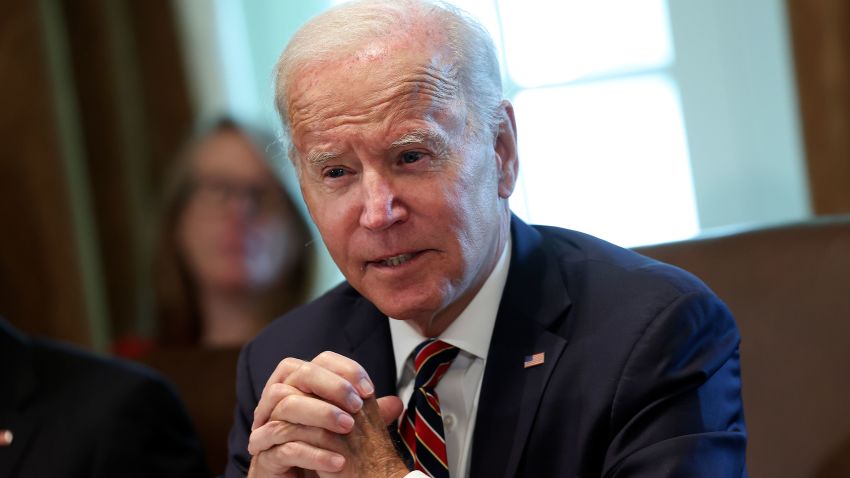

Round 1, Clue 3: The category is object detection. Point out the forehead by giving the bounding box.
[286,39,463,145]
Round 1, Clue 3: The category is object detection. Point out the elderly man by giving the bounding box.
[225,1,746,477]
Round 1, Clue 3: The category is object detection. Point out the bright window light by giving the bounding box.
[510,75,698,247]
[498,0,674,86]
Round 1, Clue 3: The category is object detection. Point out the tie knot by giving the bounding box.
[413,339,459,389]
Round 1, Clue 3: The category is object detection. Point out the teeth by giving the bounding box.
[381,254,413,267]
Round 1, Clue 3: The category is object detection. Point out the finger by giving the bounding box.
[253,382,304,431]
[376,395,404,425]
[255,441,345,474]
[263,357,307,391]
[270,393,355,434]
[248,420,346,456]
[284,360,364,414]
[253,358,307,430]
[311,351,375,398]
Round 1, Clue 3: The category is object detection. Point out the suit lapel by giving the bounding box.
[0,319,40,477]
[342,297,397,397]
[469,218,571,477]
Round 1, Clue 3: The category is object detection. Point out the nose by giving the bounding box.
[359,171,407,231]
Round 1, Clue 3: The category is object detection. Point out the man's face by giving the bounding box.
[287,37,516,335]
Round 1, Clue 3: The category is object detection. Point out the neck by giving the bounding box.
[198,288,265,348]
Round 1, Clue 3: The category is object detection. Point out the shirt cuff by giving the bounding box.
[405,472,429,478]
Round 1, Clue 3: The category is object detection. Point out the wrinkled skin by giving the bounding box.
[289,34,517,337]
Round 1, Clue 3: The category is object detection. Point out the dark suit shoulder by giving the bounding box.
[535,224,717,301]
[7,338,209,478]
[31,338,166,395]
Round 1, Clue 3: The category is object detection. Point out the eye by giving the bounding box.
[325,167,346,179]
[401,151,424,164]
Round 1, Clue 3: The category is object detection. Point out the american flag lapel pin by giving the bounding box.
[523,352,545,368]
[0,430,12,447]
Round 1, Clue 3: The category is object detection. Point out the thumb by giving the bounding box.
[376,395,404,425]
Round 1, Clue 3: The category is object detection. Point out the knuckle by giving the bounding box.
[324,407,346,425]
[282,421,303,435]
[306,446,324,462]
[261,446,292,473]
[278,393,298,411]
[334,380,357,400]
[291,361,312,379]
[269,382,288,399]
[280,357,302,370]
[316,350,337,361]
[338,361,361,378]
[270,398,292,421]
[278,441,301,459]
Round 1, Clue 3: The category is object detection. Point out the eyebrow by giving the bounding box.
[304,129,450,166]
[305,150,341,166]
[390,129,450,154]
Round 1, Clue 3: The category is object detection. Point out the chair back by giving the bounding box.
[635,215,850,478]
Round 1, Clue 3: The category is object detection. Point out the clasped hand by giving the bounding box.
[247,351,409,478]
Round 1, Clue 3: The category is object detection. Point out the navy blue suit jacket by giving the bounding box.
[0,319,209,478]
[226,217,746,477]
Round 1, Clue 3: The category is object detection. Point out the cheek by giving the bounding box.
[444,155,502,257]
[176,211,205,257]
[176,214,213,277]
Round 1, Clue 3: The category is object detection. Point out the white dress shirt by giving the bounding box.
[389,238,511,478]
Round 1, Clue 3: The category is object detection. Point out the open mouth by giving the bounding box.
[369,250,428,268]
[381,253,414,267]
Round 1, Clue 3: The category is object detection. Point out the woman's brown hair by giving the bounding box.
[152,117,313,346]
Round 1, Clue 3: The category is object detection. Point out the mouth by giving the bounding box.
[381,253,414,267]
[367,250,429,269]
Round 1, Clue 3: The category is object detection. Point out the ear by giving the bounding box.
[493,100,519,199]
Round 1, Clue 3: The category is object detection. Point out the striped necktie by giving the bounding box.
[398,339,460,478]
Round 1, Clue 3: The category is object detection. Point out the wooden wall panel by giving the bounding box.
[125,0,194,187]
[0,0,91,345]
[56,0,194,339]
[787,0,850,214]
[61,0,140,339]
[0,0,193,345]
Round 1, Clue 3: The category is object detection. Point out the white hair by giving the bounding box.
[273,0,503,159]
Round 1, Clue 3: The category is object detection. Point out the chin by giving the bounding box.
[366,287,448,324]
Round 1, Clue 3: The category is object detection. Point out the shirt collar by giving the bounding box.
[389,237,512,381]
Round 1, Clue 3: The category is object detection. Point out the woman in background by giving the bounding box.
[152,118,312,348]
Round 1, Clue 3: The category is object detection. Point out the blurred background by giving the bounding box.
[1,0,848,474]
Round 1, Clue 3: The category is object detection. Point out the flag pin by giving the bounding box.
[523,352,545,368]
[0,430,13,447]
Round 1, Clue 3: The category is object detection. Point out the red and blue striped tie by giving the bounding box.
[398,339,460,478]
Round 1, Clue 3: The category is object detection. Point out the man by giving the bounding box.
[226,1,747,477]
[0,318,210,477]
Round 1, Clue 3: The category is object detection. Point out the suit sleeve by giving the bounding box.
[602,290,747,477]
[91,372,211,478]
[224,342,259,477]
